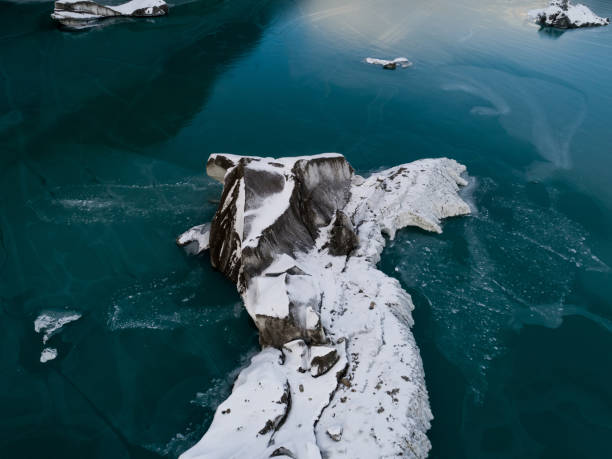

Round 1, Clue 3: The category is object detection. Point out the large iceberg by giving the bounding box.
[178,153,470,458]
[528,0,609,29]
[51,0,168,29]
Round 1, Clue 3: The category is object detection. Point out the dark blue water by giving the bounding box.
[1,0,611,457]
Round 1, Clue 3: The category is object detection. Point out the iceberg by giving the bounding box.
[528,0,609,29]
[365,57,412,70]
[51,0,168,29]
[179,153,470,458]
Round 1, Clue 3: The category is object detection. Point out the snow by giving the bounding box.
[180,348,289,459]
[245,273,291,319]
[207,152,345,184]
[528,1,609,28]
[365,57,412,68]
[242,172,295,249]
[112,0,166,15]
[179,154,470,459]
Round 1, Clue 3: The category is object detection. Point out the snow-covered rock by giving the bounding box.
[528,0,609,29]
[178,153,470,458]
[51,0,168,29]
[365,57,412,70]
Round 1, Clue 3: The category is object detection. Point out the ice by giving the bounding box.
[40,347,58,363]
[365,57,413,68]
[34,310,81,344]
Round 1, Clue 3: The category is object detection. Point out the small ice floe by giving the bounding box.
[51,0,168,29]
[528,0,609,29]
[35,310,81,363]
[40,348,58,363]
[176,223,211,256]
[365,57,412,70]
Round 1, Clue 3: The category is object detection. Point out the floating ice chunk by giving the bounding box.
[40,347,58,363]
[34,310,82,344]
[528,0,609,29]
[35,310,81,363]
[365,57,412,69]
[176,223,210,256]
[51,0,168,29]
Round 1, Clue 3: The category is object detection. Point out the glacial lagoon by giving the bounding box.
[1,0,611,457]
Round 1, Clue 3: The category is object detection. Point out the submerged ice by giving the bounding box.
[178,153,470,458]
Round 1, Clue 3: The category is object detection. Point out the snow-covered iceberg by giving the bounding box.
[528,0,609,29]
[51,0,168,29]
[178,153,470,458]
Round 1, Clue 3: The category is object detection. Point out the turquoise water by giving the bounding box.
[1,0,611,457]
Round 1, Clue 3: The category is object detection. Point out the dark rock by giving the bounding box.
[328,210,359,256]
[310,348,340,377]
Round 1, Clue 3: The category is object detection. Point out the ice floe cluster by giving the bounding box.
[178,153,470,458]
[34,310,81,363]
[51,0,168,29]
[528,0,609,29]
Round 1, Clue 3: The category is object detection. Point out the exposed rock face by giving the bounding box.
[327,210,358,256]
[51,0,168,29]
[207,154,352,291]
[179,153,471,458]
[528,0,609,29]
